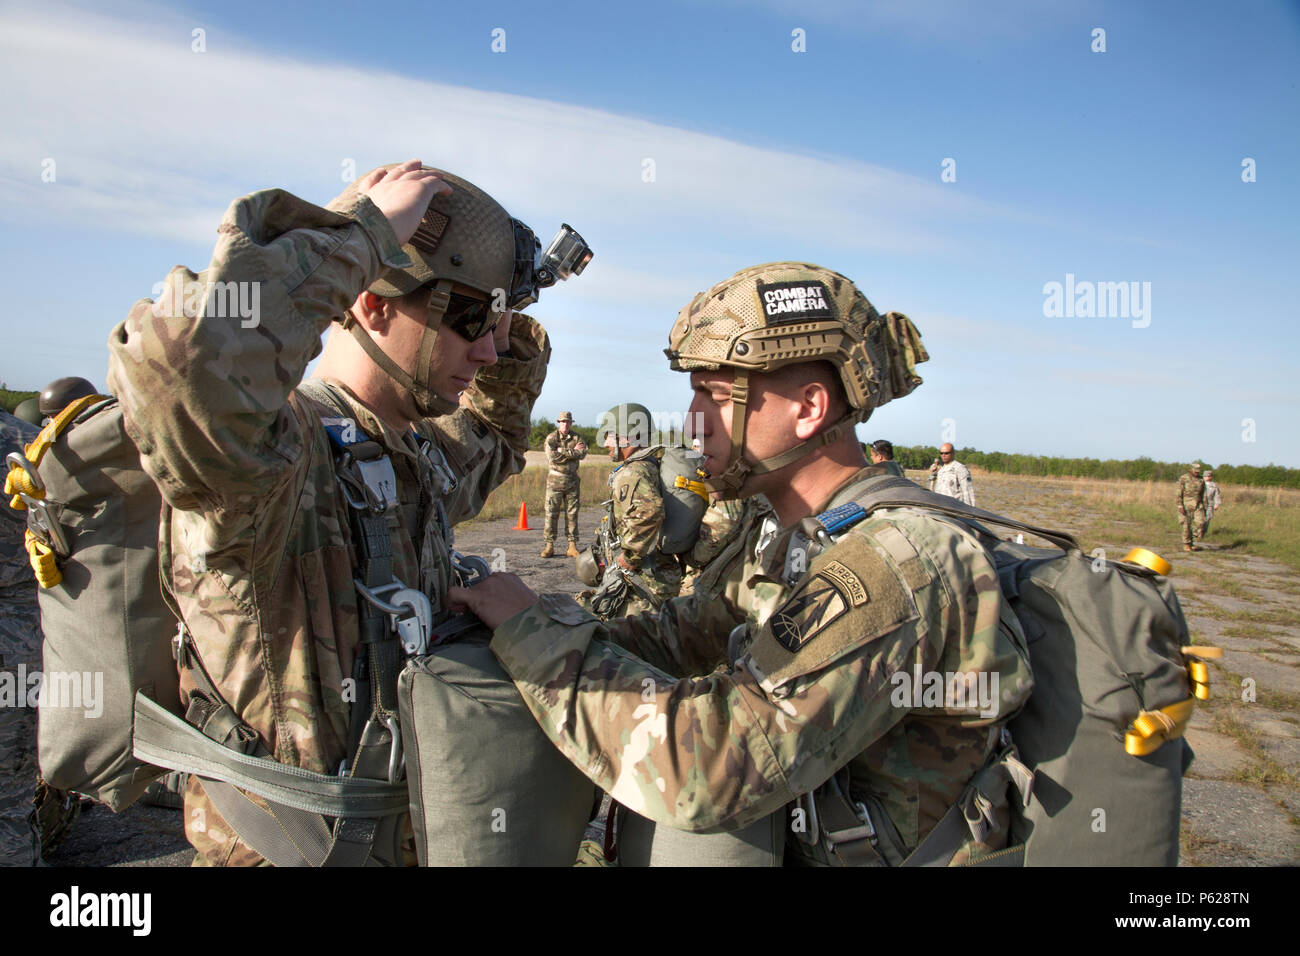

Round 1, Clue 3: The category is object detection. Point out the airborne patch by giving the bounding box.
[755,280,835,323]
[820,560,867,607]
[769,575,850,652]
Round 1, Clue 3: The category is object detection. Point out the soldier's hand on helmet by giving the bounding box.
[355,160,450,246]
[447,573,539,630]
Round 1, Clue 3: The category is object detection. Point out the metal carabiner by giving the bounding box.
[385,715,404,784]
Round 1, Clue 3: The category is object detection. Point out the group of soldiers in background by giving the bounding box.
[1178,461,1223,551]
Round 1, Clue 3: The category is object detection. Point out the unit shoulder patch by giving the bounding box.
[748,533,917,690]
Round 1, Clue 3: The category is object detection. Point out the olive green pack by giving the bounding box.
[7,397,183,811]
[838,477,1207,866]
[398,635,596,865]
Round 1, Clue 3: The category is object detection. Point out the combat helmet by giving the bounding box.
[665,262,929,497]
[13,397,42,426]
[597,402,654,452]
[39,377,99,418]
[334,166,591,417]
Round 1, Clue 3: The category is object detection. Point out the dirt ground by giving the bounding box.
[42,472,1298,866]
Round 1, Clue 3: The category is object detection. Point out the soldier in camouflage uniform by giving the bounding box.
[541,412,586,558]
[105,161,573,865]
[455,262,1034,866]
[0,411,80,864]
[580,403,682,619]
[1178,461,1207,552]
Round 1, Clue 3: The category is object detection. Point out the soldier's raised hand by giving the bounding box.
[355,161,451,246]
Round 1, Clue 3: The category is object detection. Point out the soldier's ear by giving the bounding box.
[349,291,390,331]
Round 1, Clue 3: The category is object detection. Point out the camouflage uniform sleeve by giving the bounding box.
[106,188,407,516]
[545,431,564,466]
[611,461,663,568]
[418,313,551,525]
[492,515,1024,833]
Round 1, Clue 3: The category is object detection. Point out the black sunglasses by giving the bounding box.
[436,291,503,342]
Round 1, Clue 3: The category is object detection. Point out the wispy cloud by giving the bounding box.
[0,1,1019,256]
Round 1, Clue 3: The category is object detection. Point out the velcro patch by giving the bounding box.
[756,280,836,323]
[749,533,917,690]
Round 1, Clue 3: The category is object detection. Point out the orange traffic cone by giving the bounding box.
[514,502,530,530]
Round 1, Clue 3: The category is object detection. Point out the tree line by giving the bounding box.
[890,445,1300,489]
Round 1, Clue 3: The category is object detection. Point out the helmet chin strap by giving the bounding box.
[702,369,862,500]
[339,279,460,419]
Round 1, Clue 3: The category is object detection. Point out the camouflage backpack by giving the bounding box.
[798,475,1218,866]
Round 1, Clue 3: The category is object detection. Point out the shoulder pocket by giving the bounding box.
[747,532,918,692]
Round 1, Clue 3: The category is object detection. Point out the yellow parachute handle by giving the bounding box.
[674,474,710,502]
[1121,547,1171,576]
[1125,698,1196,756]
[5,394,107,509]
[24,529,62,588]
[1181,645,1223,659]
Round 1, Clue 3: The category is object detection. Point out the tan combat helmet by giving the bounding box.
[665,261,929,497]
[333,166,591,417]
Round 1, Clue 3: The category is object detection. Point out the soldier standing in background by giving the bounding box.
[868,438,906,478]
[1203,470,1222,538]
[929,443,975,505]
[541,412,586,558]
[1179,462,1207,551]
[581,403,683,619]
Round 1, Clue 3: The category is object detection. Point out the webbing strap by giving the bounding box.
[132,694,407,817]
[836,475,1080,552]
[201,779,333,867]
[5,394,109,507]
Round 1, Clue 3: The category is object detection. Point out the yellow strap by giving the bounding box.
[1125,697,1197,756]
[1121,547,1171,576]
[6,395,107,509]
[673,475,710,501]
[1181,645,1223,659]
[24,529,62,588]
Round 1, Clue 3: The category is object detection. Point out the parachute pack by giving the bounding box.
[4,395,182,811]
[787,475,1219,866]
[653,445,711,553]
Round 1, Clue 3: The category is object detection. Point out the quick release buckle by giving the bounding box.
[353,579,433,656]
[822,801,877,853]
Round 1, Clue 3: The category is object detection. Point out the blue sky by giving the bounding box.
[1,0,1296,466]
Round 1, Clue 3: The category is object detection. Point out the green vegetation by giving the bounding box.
[892,444,1300,489]
[0,388,38,414]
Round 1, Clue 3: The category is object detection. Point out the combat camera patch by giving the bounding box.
[756,280,835,323]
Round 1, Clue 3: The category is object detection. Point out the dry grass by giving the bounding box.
[1032,475,1300,573]
[465,462,616,524]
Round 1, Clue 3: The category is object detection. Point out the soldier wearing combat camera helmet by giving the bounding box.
[108,161,589,866]
[454,262,1033,866]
